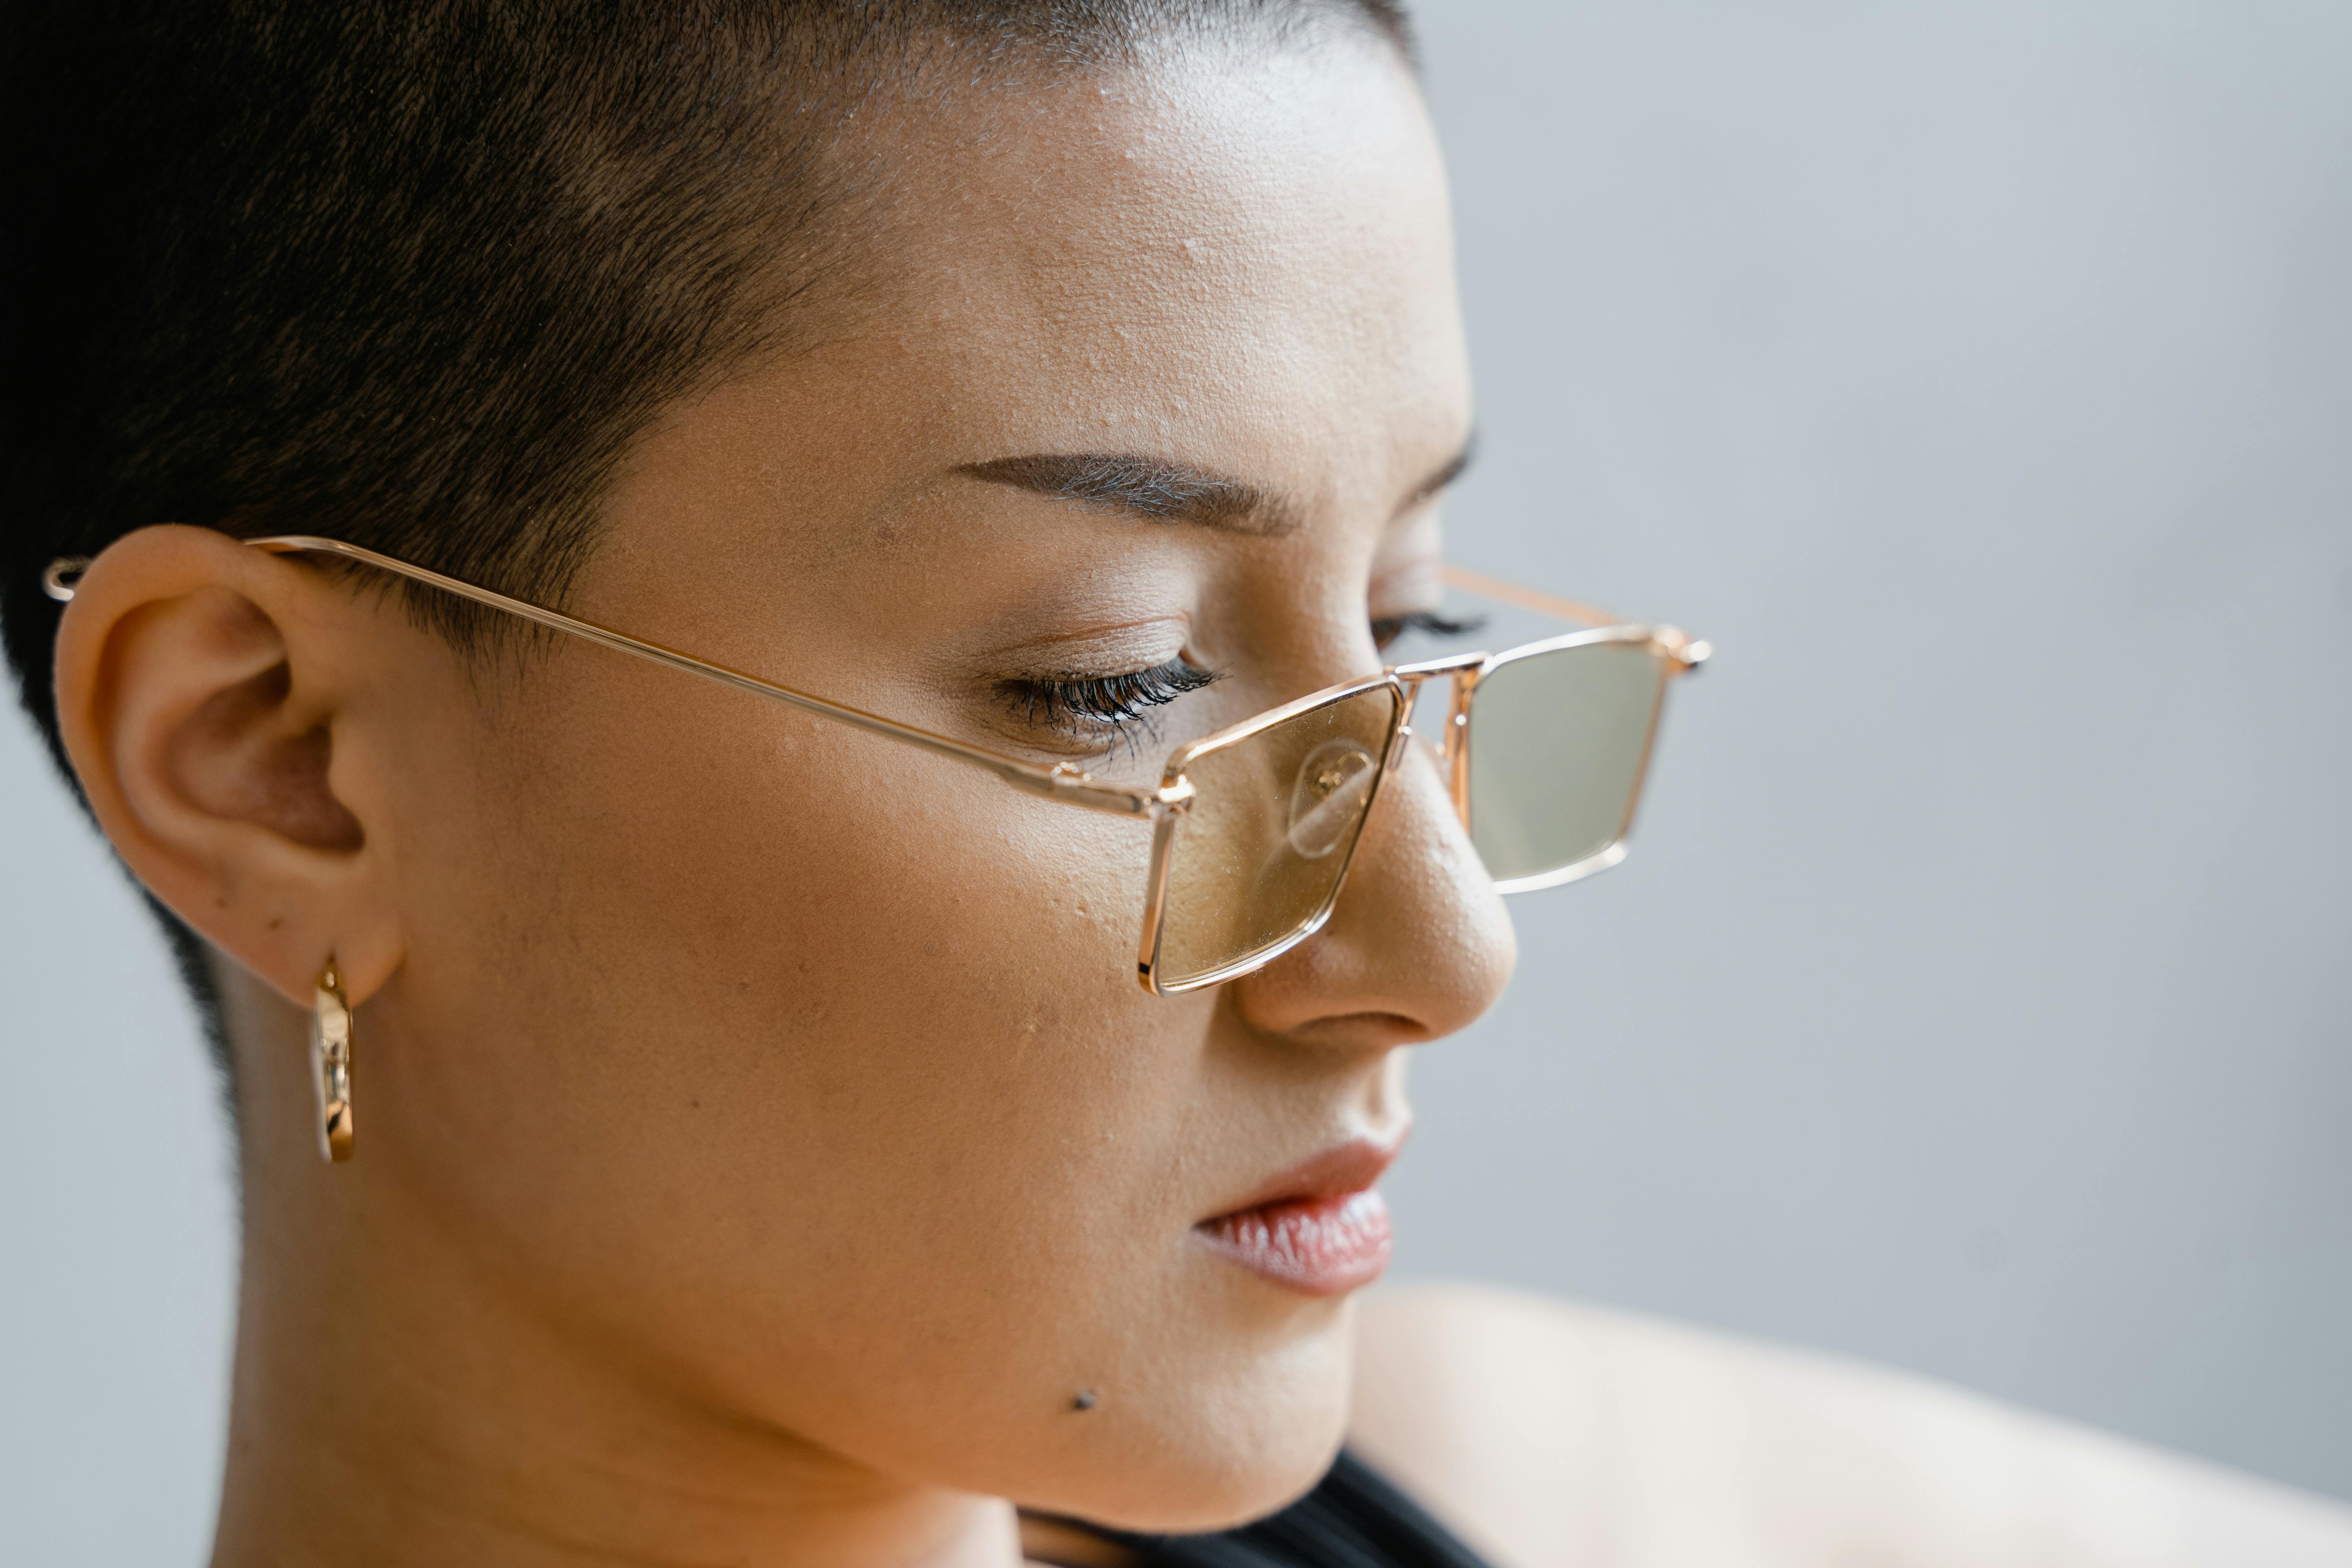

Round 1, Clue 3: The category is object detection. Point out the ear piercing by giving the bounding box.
[310,962,354,1162]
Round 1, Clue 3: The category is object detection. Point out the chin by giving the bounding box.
[1121,1432,1348,1536]
[1012,1310,1359,1535]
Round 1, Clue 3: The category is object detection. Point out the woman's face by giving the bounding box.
[282,38,1511,1528]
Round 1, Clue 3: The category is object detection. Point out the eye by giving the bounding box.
[996,657,1221,744]
[1371,610,1485,652]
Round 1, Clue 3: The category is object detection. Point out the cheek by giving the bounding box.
[430,661,1155,1229]
[374,664,1345,1510]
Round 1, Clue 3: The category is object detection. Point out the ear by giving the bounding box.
[53,525,405,1008]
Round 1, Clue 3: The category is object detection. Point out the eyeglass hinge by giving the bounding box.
[1655,626,1712,671]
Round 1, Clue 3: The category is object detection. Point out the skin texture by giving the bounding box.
[52,36,1512,1568]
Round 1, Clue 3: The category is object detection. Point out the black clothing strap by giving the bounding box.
[1038,1450,1495,1568]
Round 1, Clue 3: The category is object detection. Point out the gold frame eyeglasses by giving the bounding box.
[45,542,1707,996]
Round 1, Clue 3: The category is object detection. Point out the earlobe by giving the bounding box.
[53,525,404,1009]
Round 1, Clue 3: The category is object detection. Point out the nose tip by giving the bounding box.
[1231,740,1517,1046]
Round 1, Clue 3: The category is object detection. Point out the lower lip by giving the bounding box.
[1195,1189,1394,1297]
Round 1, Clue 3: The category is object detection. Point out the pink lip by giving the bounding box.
[1194,1136,1405,1298]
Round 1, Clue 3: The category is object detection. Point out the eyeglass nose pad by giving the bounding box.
[1285,738,1378,859]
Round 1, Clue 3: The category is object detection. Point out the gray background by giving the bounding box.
[3,0,2348,1561]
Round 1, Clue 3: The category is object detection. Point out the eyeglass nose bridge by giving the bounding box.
[1390,652,1488,828]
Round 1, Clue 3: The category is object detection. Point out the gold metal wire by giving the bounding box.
[43,537,1707,995]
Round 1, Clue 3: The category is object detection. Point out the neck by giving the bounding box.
[206,973,1024,1568]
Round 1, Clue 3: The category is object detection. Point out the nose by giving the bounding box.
[1228,731,1516,1046]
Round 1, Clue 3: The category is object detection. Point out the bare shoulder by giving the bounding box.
[1348,1284,2352,1568]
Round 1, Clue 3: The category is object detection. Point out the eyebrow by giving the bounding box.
[956,453,1301,536]
[954,436,1476,537]
[1410,436,1475,505]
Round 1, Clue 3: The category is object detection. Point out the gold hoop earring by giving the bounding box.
[310,962,355,1163]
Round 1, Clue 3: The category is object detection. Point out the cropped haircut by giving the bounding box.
[0,0,1413,1092]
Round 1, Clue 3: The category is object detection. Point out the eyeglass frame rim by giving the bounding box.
[42,535,1709,994]
[1445,626,1679,897]
[1140,626,1697,993]
[1138,673,1411,995]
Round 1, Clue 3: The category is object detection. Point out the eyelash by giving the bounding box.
[1371,610,1486,650]
[1002,610,1488,746]
[997,658,1223,741]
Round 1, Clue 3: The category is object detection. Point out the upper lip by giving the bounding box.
[1201,1128,1412,1223]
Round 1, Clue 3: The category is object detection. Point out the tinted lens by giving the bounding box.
[1467,641,1666,885]
[1153,682,1402,989]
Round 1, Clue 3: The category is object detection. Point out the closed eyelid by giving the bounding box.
[974,617,1196,681]
[1368,550,1448,619]
[985,613,1193,653]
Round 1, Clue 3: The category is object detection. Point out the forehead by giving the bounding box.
[852,41,1468,510]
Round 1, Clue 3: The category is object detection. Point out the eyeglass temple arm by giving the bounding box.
[46,545,1693,818]
[1439,563,1619,627]
[1438,562,1712,670]
[224,537,1170,820]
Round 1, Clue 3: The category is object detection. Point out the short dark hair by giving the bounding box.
[0,0,1412,1085]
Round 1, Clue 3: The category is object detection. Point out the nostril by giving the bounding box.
[1282,1010,1434,1050]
